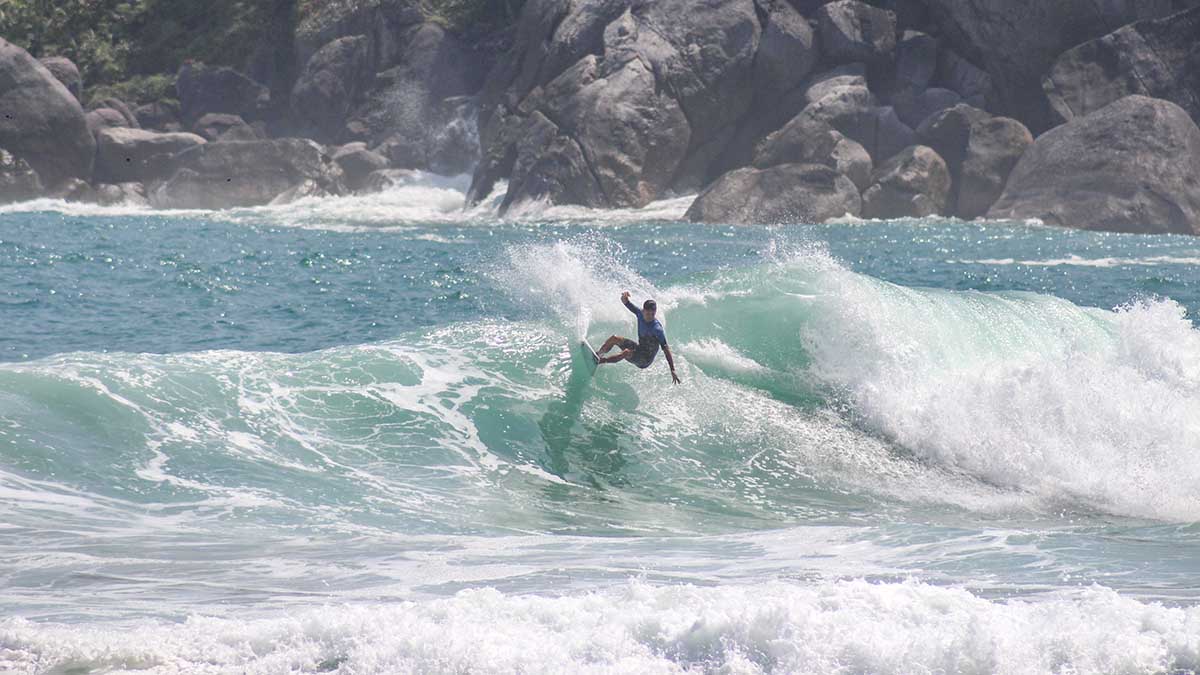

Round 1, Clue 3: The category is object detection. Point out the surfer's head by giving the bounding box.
[642,299,657,321]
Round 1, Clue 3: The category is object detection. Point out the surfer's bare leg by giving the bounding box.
[599,348,634,365]
[598,335,626,356]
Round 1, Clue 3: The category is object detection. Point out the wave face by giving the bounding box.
[3,188,1200,674]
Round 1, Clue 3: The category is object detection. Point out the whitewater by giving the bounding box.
[2,175,1200,674]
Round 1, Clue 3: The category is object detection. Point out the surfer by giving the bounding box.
[596,292,681,384]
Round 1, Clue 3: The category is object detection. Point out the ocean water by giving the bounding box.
[2,175,1199,674]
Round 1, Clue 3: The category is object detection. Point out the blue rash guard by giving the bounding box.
[622,298,668,369]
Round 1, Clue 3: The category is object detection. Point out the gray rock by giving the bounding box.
[51,178,96,203]
[192,113,259,142]
[987,96,1200,235]
[934,48,993,110]
[686,163,862,224]
[0,39,94,186]
[38,56,81,101]
[0,148,43,203]
[816,0,897,66]
[93,182,148,206]
[862,144,951,218]
[920,0,1199,130]
[871,106,916,162]
[90,97,139,128]
[292,35,372,142]
[150,138,346,209]
[351,23,483,172]
[86,108,130,138]
[293,0,424,74]
[754,3,819,96]
[1043,6,1200,126]
[362,168,420,193]
[333,143,389,189]
[894,87,962,128]
[94,127,207,184]
[753,115,872,190]
[918,104,1032,218]
[894,30,938,94]
[804,63,869,105]
[176,62,270,126]
[135,101,183,132]
[471,0,766,208]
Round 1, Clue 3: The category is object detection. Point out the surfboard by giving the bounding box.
[579,340,600,376]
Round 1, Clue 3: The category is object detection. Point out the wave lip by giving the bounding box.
[3,580,1198,675]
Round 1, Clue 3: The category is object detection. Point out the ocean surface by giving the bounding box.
[2,174,1199,674]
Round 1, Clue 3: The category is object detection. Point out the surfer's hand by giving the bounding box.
[621,291,631,302]
[671,370,681,385]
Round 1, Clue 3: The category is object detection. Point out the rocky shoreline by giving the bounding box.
[2,0,1199,234]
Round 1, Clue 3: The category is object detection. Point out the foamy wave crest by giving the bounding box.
[4,580,1198,674]
[802,256,1200,521]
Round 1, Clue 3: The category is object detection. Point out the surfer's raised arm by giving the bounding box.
[621,291,639,314]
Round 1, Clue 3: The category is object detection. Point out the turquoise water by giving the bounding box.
[2,182,1200,673]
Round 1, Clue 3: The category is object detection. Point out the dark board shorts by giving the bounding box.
[619,338,659,369]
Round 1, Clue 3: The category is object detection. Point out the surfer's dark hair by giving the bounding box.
[643,299,657,311]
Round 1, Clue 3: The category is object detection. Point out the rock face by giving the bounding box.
[685,163,862,224]
[753,115,872,190]
[987,96,1200,235]
[150,138,346,209]
[894,87,961,128]
[176,62,270,126]
[192,113,259,142]
[91,97,140,128]
[94,128,207,184]
[292,35,372,142]
[817,0,897,67]
[472,0,792,210]
[333,142,389,190]
[0,39,94,187]
[351,23,483,173]
[135,101,183,132]
[862,144,951,218]
[0,149,43,203]
[1043,6,1200,126]
[86,108,132,137]
[38,56,81,100]
[921,0,1200,130]
[918,104,1032,218]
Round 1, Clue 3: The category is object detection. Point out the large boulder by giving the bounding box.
[332,142,389,190]
[38,56,81,101]
[94,127,207,184]
[192,113,259,142]
[176,62,270,126]
[685,163,862,224]
[816,0,897,67]
[0,148,43,203]
[0,39,94,186]
[933,48,993,110]
[987,96,1200,235]
[86,108,131,137]
[894,30,938,95]
[1043,6,1200,127]
[471,0,785,209]
[918,104,1032,218]
[90,97,139,128]
[920,0,1200,131]
[292,35,372,142]
[894,87,962,128]
[753,115,872,190]
[135,101,183,132]
[861,144,951,218]
[150,138,346,209]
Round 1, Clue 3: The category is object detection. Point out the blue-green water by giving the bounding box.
[2,184,1200,673]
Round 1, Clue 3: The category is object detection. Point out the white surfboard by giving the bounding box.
[579,340,600,376]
